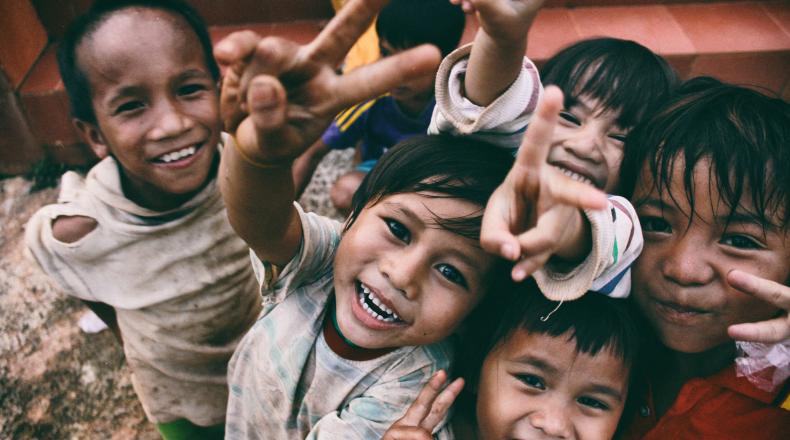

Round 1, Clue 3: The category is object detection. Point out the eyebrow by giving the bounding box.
[512,354,624,402]
[177,68,212,81]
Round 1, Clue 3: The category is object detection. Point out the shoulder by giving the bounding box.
[51,215,98,243]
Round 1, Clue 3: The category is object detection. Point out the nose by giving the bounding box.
[379,246,427,299]
[660,233,715,286]
[528,399,573,439]
[148,99,193,140]
[563,124,604,163]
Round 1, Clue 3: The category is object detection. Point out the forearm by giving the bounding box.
[464,29,527,106]
[552,206,592,264]
[293,140,330,197]
[219,142,302,266]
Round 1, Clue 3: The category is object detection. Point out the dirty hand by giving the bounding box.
[449,0,545,45]
[214,0,441,165]
[480,86,608,281]
[382,370,464,440]
[728,270,790,343]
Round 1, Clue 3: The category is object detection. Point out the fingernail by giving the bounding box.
[513,268,525,281]
[249,81,277,110]
[502,243,518,260]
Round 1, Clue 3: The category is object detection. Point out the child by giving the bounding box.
[24,0,261,437]
[385,277,644,440]
[617,77,790,438]
[292,0,466,212]
[213,2,607,436]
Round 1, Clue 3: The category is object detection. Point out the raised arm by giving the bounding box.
[453,0,544,106]
[214,0,441,266]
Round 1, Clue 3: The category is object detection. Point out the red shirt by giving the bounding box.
[622,365,790,439]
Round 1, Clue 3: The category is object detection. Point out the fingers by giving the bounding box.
[542,167,609,211]
[397,370,449,426]
[333,45,442,108]
[481,185,524,261]
[246,76,287,133]
[515,86,563,171]
[214,30,262,67]
[728,318,790,344]
[420,377,464,431]
[382,427,434,440]
[728,270,790,310]
[306,0,389,64]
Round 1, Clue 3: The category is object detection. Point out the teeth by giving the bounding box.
[556,166,593,185]
[159,146,196,163]
[358,282,400,322]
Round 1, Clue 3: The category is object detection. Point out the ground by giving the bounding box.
[0,150,352,439]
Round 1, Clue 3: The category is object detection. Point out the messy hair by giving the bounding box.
[375,0,466,57]
[541,37,678,131]
[620,77,790,229]
[57,0,219,124]
[348,134,513,242]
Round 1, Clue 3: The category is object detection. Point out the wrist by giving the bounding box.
[231,135,295,169]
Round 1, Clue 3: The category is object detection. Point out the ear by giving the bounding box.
[73,119,109,159]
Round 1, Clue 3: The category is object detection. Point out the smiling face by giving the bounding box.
[75,8,220,210]
[546,95,627,193]
[475,330,628,440]
[333,192,494,349]
[632,158,789,353]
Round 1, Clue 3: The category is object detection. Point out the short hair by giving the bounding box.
[57,0,219,124]
[348,134,513,242]
[458,277,645,433]
[620,77,790,230]
[541,38,678,131]
[375,0,466,57]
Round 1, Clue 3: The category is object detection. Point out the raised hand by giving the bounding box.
[728,270,790,343]
[214,0,442,166]
[480,86,608,281]
[450,0,545,45]
[382,370,464,440]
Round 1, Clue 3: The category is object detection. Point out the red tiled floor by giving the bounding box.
[570,5,695,57]
[19,45,62,95]
[0,0,48,88]
[688,50,790,94]
[668,2,790,53]
[527,8,582,62]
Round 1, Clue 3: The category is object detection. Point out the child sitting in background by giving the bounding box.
[292,0,466,213]
[618,77,790,438]
[25,1,261,437]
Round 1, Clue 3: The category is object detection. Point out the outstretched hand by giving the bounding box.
[449,0,544,45]
[214,0,442,165]
[480,86,608,281]
[728,270,790,344]
[382,370,464,440]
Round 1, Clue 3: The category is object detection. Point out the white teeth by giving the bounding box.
[556,166,593,185]
[358,282,400,322]
[159,146,197,163]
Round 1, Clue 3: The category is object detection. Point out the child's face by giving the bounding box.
[333,192,494,349]
[76,8,220,206]
[475,330,628,440]
[632,158,789,353]
[546,95,627,193]
[379,39,435,104]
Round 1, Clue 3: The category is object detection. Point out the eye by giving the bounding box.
[179,83,207,96]
[578,396,610,411]
[114,100,144,115]
[721,234,763,250]
[435,263,468,288]
[559,111,581,126]
[640,216,671,234]
[385,218,410,243]
[515,374,546,391]
[608,133,627,143]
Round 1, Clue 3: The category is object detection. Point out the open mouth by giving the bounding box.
[152,144,201,164]
[554,165,594,186]
[356,281,403,323]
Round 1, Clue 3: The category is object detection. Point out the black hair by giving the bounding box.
[458,277,646,434]
[620,77,790,230]
[375,0,466,57]
[348,134,513,242]
[57,0,220,124]
[541,38,678,131]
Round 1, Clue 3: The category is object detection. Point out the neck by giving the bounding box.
[323,295,394,361]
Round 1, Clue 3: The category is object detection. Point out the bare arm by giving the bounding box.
[454,0,544,106]
[292,139,331,198]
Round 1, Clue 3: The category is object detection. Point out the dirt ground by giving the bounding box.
[0,150,351,439]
